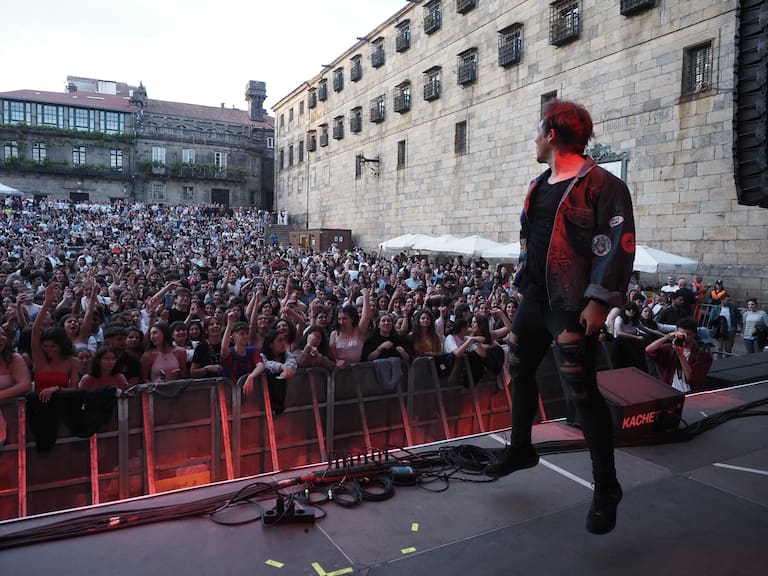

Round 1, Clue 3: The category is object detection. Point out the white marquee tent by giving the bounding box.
[633,245,699,274]
[0,182,24,198]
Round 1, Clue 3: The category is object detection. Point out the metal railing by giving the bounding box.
[0,358,526,521]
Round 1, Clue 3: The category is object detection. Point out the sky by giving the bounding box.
[0,0,408,113]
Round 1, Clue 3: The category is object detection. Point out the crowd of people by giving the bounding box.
[0,198,529,426]
[1,200,765,420]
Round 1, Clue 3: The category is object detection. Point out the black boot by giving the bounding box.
[586,482,622,535]
[484,445,539,478]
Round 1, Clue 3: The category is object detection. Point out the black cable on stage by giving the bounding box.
[357,475,395,502]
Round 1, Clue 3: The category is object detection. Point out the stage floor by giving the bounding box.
[2,381,767,576]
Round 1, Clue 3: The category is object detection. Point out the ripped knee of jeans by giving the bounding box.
[556,331,587,395]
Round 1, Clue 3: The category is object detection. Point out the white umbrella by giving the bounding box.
[481,241,521,260]
[633,245,698,274]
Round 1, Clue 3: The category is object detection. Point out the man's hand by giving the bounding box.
[580,299,608,336]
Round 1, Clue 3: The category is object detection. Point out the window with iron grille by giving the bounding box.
[457,0,476,14]
[351,55,363,82]
[298,140,304,163]
[424,67,441,101]
[319,124,329,147]
[682,42,713,95]
[351,107,363,133]
[371,38,385,68]
[279,149,284,170]
[318,79,328,101]
[288,145,294,166]
[355,154,363,179]
[333,67,344,92]
[333,116,345,140]
[549,0,580,47]
[307,131,317,152]
[394,81,411,113]
[424,0,441,34]
[457,48,478,85]
[396,20,411,52]
[455,121,467,154]
[620,0,655,16]
[499,23,523,67]
[370,95,386,123]
[397,139,406,169]
[308,89,317,109]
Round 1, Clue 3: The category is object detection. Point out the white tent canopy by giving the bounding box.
[0,182,24,198]
[441,235,509,258]
[379,233,433,253]
[481,242,521,260]
[411,234,461,254]
[633,245,698,274]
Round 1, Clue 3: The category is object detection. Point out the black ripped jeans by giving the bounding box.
[510,297,617,488]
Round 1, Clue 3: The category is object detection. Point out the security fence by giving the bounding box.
[0,355,547,521]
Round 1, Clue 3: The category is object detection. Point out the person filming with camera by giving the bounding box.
[645,318,712,393]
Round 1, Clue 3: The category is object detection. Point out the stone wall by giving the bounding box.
[274,0,768,303]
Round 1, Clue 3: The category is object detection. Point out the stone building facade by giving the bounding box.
[0,78,274,207]
[273,0,768,300]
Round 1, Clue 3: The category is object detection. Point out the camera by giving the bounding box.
[673,334,687,347]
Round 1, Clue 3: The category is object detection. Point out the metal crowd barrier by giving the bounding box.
[0,357,533,522]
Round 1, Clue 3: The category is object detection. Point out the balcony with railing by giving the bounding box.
[395,29,410,52]
[333,122,344,140]
[333,70,344,92]
[550,1,580,46]
[499,27,523,67]
[350,58,362,82]
[350,113,362,133]
[424,78,441,101]
[393,92,411,114]
[371,47,385,68]
[369,98,385,123]
[424,5,441,34]
[457,55,477,85]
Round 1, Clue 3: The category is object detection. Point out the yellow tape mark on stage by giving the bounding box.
[411,522,419,532]
[265,559,284,568]
[401,547,417,555]
[312,562,353,576]
[327,568,354,576]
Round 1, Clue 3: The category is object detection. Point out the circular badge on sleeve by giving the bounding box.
[591,235,612,256]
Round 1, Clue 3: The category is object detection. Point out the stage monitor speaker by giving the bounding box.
[596,367,685,444]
